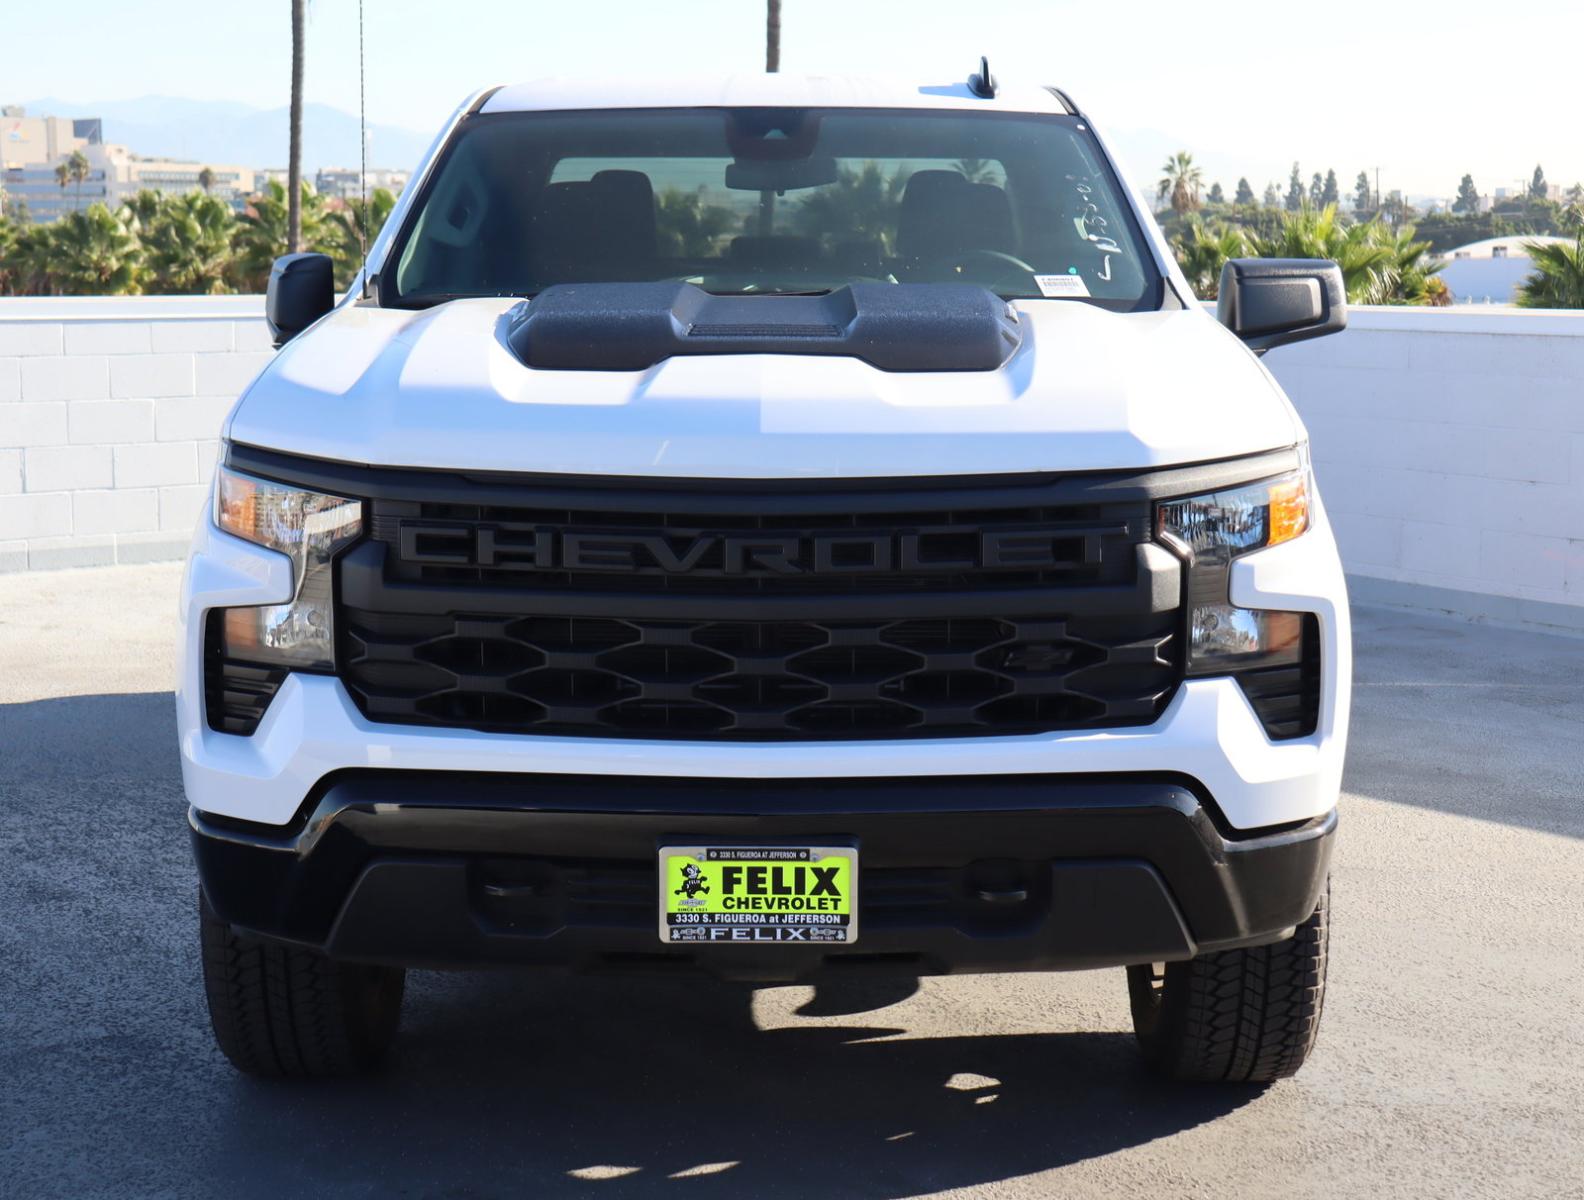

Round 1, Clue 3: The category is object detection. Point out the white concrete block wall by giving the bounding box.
[2,297,1582,635]
[1264,307,1584,634]
[0,297,269,572]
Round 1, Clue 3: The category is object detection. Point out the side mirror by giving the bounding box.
[1216,258,1346,355]
[265,252,335,348]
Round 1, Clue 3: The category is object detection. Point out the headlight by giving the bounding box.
[1156,456,1311,566]
[214,465,362,669]
[1157,452,1313,678]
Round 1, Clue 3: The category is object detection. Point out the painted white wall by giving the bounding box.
[1263,306,1584,634]
[0,297,270,571]
[2,297,1581,633]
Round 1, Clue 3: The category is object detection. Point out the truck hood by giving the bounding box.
[228,296,1302,478]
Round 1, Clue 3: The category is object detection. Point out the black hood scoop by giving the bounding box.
[507,282,1022,373]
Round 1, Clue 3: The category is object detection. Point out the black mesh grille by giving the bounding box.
[336,474,1185,741]
[341,609,1179,739]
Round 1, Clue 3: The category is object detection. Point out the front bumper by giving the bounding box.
[193,772,1335,980]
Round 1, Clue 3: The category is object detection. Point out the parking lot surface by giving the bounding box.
[2,563,1582,1199]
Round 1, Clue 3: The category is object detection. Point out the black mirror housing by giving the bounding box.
[1217,258,1347,355]
[265,253,336,348]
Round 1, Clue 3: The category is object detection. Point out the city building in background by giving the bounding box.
[314,166,409,200]
[3,105,254,221]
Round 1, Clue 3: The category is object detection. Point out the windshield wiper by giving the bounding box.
[390,290,533,311]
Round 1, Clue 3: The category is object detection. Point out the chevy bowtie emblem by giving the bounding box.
[1001,644,1073,672]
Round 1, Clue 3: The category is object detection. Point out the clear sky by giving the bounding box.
[8,0,1581,199]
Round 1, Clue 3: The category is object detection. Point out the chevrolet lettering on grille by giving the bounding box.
[396,524,1118,577]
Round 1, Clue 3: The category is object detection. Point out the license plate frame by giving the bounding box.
[657,844,858,946]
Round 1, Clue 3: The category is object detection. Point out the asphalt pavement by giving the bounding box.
[2,563,1582,1199]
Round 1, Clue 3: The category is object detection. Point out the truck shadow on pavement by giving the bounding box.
[204,970,1262,1198]
[3,691,1261,1199]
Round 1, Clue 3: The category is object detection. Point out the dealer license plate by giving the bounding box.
[658,845,858,945]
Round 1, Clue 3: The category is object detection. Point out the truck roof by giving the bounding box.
[480,74,1075,116]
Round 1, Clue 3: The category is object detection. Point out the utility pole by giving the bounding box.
[766,0,781,72]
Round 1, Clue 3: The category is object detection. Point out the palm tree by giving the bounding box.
[198,166,216,195]
[67,150,90,210]
[1250,203,1446,306]
[44,203,142,295]
[1172,216,1248,300]
[793,161,909,254]
[1515,233,1584,309]
[766,0,781,72]
[322,187,397,288]
[1157,151,1203,216]
[955,158,997,185]
[235,178,325,291]
[0,215,18,294]
[1250,203,1393,302]
[145,192,237,294]
[55,162,70,208]
[288,0,306,253]
[7,224,59,294]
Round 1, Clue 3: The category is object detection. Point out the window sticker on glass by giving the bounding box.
[1035,273,1091,298]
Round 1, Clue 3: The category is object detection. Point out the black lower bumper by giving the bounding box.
[191,772,1334,981]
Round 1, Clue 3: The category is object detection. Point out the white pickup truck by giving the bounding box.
[182,67,1350,1082]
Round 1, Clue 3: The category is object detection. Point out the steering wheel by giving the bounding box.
[921,248,1041,289]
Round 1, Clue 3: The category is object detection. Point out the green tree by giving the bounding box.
[1234,177,1255,206]
[1161,152,1204,215]
[653,188,738,259]
[1157,151,1204,215]
[1529,164,1548,201]
[44,203,142,295]
[793,161,907,253]
[1309,172,1324,208]
[1172,215,1248,300]
[66,149,91,210]
[1207,181,1225,206]
[198,166,216,194]
[1285,163,1304,212]
[0,215,17,293]
[322,187,398,289]
[1453,174,1480,215]
[955,158,998,185]
[4,224,59,294]
[1322,169,1340,208]
[120,188,162,233]
[144,192,237,294]
[1354,170,1372,212]
[1249,203,1444,305]
[233,178,325,291]
[1515,232,1584,308]
[1567,183,1584,206]
[1262,181,1279,208]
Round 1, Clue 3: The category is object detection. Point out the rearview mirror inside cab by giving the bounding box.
[265,252,336,348]
[1217,258,1347,355]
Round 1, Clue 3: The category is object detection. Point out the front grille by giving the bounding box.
[341,609,1178,738]
[335,472,1185,741]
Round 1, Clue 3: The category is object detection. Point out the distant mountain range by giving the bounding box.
[17,95,432,172]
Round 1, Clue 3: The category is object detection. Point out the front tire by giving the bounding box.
[1128,880,1329,1083]
[199,889,405,1078]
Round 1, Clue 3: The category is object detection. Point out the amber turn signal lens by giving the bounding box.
[1266,472,1310,549]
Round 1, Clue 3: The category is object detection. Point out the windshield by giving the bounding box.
[386,107,1162,310]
